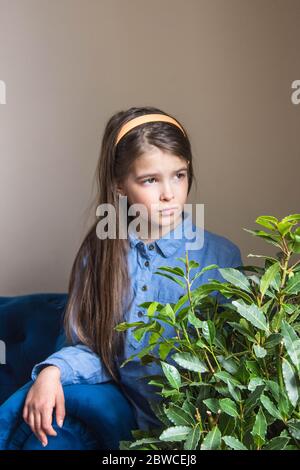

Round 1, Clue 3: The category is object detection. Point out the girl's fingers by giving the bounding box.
[41,408,57,438]
[55,394,65,428]
[28,411,45,447]
[22,404,28,422]
[34,412,49,447]
[28,411,35,434]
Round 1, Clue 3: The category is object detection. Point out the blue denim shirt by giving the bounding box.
[31,211,243,431]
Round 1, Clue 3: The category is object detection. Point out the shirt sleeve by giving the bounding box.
[31,344,113,385]
[31,253,113,385]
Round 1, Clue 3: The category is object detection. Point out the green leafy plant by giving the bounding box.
[116,214,300,450]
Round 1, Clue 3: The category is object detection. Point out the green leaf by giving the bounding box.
[189,260,200,270]
[160,303,176,324]
[133,321,160,341]
[219,398,239,418]
[227,380,242,402]
[156,266,185,277]
[287,419,300,440]
[164,404,195,427]
[184,425,201,450]
[161,362,181,390]
[172,352,208,373]
[201,320,215,345]
[244,385,265,416]
[243,228,281,248]
[218,268,252,293]
[158,342,174,361]
[115,320,145,331]
[245,360,260,376]
[222,435,247,450]
[227,321,256,342]
[260,262,281,298]
[292,241,300,253]
[203,398,220,413]
[253,344,267,358]
[192,264,219,284]
[265,380,280,403]
[153,271,186,289]
[281,214,300,224]
[255,215,278,230]
[201,426,221,450]
[278,389,291,419]
[269,272,281,292]
[264,333,282,349]
[248,377,264,391]
[147,301,160,317]
[217,355,239,375]
[263,436,290,450]
[277,221,293,237]
[284,273,300,295]
[232,300,269,333]
[214,371,243,388]
[260,394,282,420]
[251,408,267,444]
[129,437,162,448]
[195,337,210,350]
[271,306,285,332]
[159,426,192,442]
[188,310,202,328]
[282,357,299,407]
[173,294,189,314]
[281,320,300,372]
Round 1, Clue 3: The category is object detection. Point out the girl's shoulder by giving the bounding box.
[190,223,242,266]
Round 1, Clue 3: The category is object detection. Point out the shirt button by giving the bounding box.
[142,284,148,291]
[148,244,154,250]
[144,260,150,267]
[137,310,143,318]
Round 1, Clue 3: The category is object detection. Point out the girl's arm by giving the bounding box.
[31,344,112,385]
[31,253,112,385]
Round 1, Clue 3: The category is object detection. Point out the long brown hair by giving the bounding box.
[63,106,195,383]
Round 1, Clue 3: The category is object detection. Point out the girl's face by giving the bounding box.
[118,146,189,238]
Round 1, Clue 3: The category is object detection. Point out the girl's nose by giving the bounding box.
[160,183,175,200]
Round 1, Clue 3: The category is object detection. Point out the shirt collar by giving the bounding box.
[127,210,202,258]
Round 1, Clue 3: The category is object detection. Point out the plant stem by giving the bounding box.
[204,351,215,373]
[155,331,182,353]
[209,348,221,371]
[289,259,300,272]
[277,347,284,390]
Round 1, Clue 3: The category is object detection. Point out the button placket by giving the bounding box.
[129,260,153,348]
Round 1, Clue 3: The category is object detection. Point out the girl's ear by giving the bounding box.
[116,182,126,195]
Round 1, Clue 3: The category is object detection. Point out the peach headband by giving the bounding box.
[115,113,186,147]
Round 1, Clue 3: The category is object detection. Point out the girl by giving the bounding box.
[22,106,242,448]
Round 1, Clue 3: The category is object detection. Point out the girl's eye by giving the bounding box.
[142,177,156,184]
[142,173,186,185]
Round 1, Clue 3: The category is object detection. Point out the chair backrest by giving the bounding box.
[0,293,68,405]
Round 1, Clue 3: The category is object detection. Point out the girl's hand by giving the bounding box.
[22,365,65,447]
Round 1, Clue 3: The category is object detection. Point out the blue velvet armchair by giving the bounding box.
[0,294,137,450]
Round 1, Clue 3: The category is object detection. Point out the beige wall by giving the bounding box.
[0,0,299,295]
